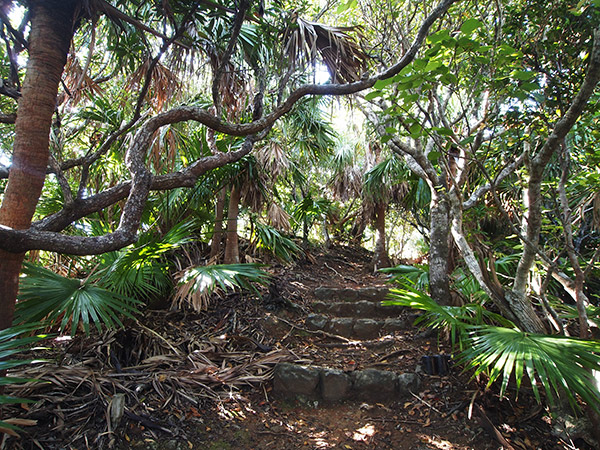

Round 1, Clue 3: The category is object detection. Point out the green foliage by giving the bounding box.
[0,324,47,434]
[461,327,600,413]
[385,281,600,413]
[174,263,270,311]
[15,263,141,336]
[292,195,332,232]
[380,264,429,291]
[383,286,512,349]
[95,219,197,299]
[252,222,301,263]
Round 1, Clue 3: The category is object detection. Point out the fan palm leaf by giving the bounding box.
[174,263,270,312]
[284,15,368,83]
[15,264,140,336]
[252,221,300,263]
[461,326,600,413]
[0,324,47,435]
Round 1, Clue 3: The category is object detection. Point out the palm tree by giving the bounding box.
[0,1,78,330]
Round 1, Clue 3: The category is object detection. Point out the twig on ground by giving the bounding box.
[409,390,444,415]
[474,404,516,450]
[275,316,352,343]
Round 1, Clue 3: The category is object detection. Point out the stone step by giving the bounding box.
[312,300,405,318]
[273,362,420,403]
[314,286,390,303]
[305,314,409,339]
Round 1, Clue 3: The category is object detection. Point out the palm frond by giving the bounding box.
[0,324,47,435]
[15,264,141,336]
[96,219,197,299]
[252,221,300,263]
[284,16,368,83]
[383,285,513,349]
[381,264,430,291]
[461,326,600,413]
[173,264,270,312]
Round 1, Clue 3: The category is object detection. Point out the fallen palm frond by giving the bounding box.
[284,15,369,83]
[3,306,299,448]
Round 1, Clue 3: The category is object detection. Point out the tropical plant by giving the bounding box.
[173,263,270,312]
[461,327,600,413]
[385,284,600,414]
[383,285,512,349]
[381,264,429,292]
[251,221,301,263]
[94,219,197,299]
[15,263,141,336]
[0,324,47,435]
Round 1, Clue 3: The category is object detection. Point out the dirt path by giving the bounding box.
[3,246,591,449]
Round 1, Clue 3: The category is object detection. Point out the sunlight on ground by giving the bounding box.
[352,423,376,441]
[417,433,459,449]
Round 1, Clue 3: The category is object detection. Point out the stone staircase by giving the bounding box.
[272,284,423,403]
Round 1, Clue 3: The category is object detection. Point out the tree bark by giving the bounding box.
[223,184,241,264]
[429,190,451,305]
[0,1,77,330]
[373,202,391,270]
[210,186,227,260]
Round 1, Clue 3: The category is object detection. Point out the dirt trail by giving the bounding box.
[3,246,590,449]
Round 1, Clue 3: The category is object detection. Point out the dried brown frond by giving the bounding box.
[284,16,369,83]
[267,202,291,232]
[4,311,297,447]
[128,57,181,111]
[330,165,362,201]
[63,54,104,105]
[256,141,290,181]
[208,48,248,119]
[148,126,180,173]
[391,181,410,204]
[239,168,267,213]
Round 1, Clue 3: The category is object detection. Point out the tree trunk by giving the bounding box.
[210,186,227,260]
[0,1,77,330]
[223,184,241,264]
[373,202,391,271]
[428,191,451,305]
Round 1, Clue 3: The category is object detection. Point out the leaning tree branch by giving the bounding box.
[514,28,600,298]
[0,0,458,255]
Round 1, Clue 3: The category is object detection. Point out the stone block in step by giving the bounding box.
[273,364,320,397]
[352,318,380,339]
[351,369,399,402]
[314,287,359,301]
[305,313,328,331]
[375,302,406,316]
[326,318,354,337]
[358,287,390,301]
[273,363,422,403]
[320,368,352,402]
[397,373,420,396]
[382,317,408,333]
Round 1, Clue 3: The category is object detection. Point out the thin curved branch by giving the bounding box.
[462,151,526,210]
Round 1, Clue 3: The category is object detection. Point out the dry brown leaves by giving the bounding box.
[2,299,296,449]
